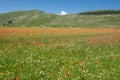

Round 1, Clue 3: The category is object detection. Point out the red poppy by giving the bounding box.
[66,72,70,78]
[14,78,19,80]
[80,60,84,67]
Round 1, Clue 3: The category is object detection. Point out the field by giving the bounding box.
[0,28,120,80]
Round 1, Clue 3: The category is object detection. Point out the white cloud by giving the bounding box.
[60,11,67,15]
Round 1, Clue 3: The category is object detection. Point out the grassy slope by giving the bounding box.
[0,10,120,27]
[48,14,120,27]
[0,10,58,27]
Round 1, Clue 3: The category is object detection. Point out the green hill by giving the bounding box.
[0,10,58,27]
[0,10,120,28]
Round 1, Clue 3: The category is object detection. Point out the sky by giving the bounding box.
[0,0,120,14]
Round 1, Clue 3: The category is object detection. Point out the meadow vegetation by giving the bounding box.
[0,28,120,80]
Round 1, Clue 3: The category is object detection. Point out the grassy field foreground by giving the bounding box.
[0,28,120,80]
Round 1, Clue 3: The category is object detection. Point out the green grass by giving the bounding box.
[0,31,120,80]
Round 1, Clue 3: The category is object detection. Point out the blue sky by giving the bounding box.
[0,0,120,14]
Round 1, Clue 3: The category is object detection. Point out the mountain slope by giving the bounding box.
[0,10,58,27]
[0,10,120,27]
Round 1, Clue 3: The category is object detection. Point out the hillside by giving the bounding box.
[0,10,58,27]
[0,10,120,28]
[79,10,120,15]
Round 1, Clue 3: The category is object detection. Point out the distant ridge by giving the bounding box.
[0,10,120,28]
[79,10,120,15]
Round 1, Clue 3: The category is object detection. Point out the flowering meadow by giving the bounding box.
[0,28,120,80]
